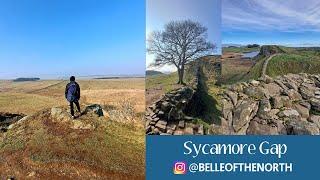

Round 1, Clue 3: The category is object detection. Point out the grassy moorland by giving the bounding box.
[0,78,145,115]
[222,46,260,53]
[0,78,145,179]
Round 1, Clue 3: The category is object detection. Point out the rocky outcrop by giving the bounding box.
[215,73,320,135]
[0,112,25,132]
[50,104,106,130]
[146,86,202,135]
[258,45,285,57]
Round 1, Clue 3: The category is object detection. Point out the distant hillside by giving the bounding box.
[13,77,40,82]
[146,70,164,76]
[223,45,260,53]
[244,45,320,80]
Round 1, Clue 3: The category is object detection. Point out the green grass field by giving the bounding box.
[222,46,320,81]
[243,48,320,80]
[146,72,180,93]
[266,53,320,77]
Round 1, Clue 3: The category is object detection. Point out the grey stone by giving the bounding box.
[184,127,194,135]
[247,118,279,135]
[257,98,271,119]
[285,89,302,101]
[263,83,281,96]
[284,80,298,91]
[84,104,104,117]
[197,124,204,135]
[310,98,320,112]
[232,100,257,131]
[167,124,177,131]
[243,87,267,100]
[278,109,300,119]
[299,85,315,100]
[166,129,174,134]
[250,80,260,86]
[178,120,185,128]
[308,115,320,129]
[225,90,238,106]
[299,101,311,110]
[286,119,319,135]
[209,124,232,135]
[173,130,183,135]
[274,79,288,90]
[294,103,309,119]
[155,120,167,132]
[161,101,171,112]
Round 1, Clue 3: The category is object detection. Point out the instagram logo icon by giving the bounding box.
[173,162,186,174]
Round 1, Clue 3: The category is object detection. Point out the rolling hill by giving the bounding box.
[244,45,320,80]
[146,70,164,76]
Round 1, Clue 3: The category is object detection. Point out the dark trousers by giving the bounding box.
[70,101,81,116]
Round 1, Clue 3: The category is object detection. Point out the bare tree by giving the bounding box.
[147,20,215,84]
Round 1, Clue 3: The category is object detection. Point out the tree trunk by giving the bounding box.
[177,67,185,84]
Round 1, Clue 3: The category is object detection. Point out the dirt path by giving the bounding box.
[261,53,280,77]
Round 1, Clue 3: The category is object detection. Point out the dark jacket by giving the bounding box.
[65,81,80,102]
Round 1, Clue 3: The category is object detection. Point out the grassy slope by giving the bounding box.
[242,56,267,80]
[244,47,320,80]
[220,58,255,85]
[0,109,145,179]
[0,78,145,179]
[266,53,320,77]
[146,72,180,93]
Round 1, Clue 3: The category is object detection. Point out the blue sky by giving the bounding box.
[146,0,221,72]
[222,0,320,46]
[0,0,145,79]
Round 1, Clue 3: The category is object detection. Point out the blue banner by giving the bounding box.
[147,136,319,180]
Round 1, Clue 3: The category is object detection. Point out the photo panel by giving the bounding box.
[221,0,320,135]
[146,0,222,135]
[0,0,145,179]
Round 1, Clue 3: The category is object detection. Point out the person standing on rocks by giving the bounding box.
[65,76,81,119]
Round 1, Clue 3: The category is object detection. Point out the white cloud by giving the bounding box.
[222,0,320,32]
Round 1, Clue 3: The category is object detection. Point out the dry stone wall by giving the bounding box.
[215,73,320,135]
[145,66,206,135]
[145,86,204,135]
[146,56,222,135]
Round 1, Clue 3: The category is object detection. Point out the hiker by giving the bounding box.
[65,76,81,119]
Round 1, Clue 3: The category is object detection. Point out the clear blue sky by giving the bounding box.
[0,0,145,79]
[222,0,320,46]
[146,0,221,72]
